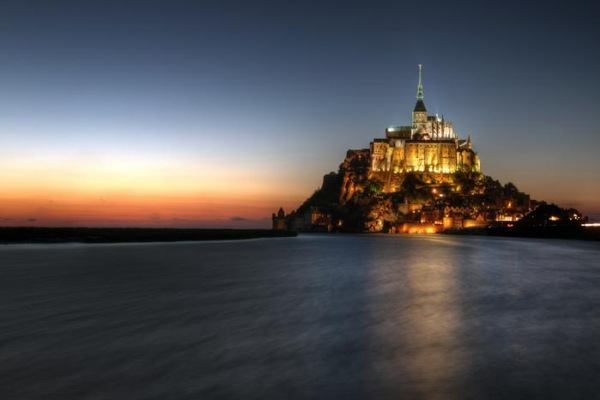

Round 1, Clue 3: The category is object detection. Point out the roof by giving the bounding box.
[413,99,427,112]
[406,138,456,144]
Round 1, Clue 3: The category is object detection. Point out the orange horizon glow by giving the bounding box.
[0,157,308,228]
[0,191,303,228]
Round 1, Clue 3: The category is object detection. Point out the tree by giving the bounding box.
[400,172,422,194]
[363,179,383,196]
[503,182,519,197]
[452,171,476,195]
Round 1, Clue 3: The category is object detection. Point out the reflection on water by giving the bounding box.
[366,240,467,399]
[1,235,600,399]
[402,248,465,398]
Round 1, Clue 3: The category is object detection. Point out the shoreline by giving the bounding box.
[441,225,600,241]
[0,227,297,244]
[2,226,597,244]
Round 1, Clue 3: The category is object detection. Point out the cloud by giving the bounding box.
[229,216,247,222]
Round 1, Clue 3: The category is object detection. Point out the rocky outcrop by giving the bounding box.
[282,145,579,233]
[338,149,370,204]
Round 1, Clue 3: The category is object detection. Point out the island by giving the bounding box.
[272,66,595,240]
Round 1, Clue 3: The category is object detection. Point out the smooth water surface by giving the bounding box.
[1,235,599,399]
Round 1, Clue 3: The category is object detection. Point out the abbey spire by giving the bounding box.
[417,63,424,101]
[412,64,427,127]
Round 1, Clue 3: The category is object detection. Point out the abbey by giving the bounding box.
[369,65,480,179]
[274,66,541,233]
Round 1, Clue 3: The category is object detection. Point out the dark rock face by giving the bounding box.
[339,150,370,204]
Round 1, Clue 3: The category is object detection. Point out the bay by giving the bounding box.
[1,235,599,399]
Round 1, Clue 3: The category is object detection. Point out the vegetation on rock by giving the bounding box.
[286,156,583,233]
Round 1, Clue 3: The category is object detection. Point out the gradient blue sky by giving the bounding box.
[1,0,599,226]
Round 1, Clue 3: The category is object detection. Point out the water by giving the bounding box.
[1,235,599,399]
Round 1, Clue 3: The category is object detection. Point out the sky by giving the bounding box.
[1,0,599,227]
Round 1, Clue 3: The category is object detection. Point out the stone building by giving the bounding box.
[271,208,287,230]
[369,65,480,179]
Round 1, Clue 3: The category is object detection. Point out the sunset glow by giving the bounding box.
[0,154,304,227]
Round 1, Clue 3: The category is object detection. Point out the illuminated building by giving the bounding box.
[369,65,480,182]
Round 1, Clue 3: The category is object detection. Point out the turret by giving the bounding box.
[272,207,287,230]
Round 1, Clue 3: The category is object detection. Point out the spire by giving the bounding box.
[417,64,424,101]
[413,64,427,113]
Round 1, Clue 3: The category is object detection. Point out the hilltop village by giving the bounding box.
[273,66,583,234]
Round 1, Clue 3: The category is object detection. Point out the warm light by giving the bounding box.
[549,216,560,221]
